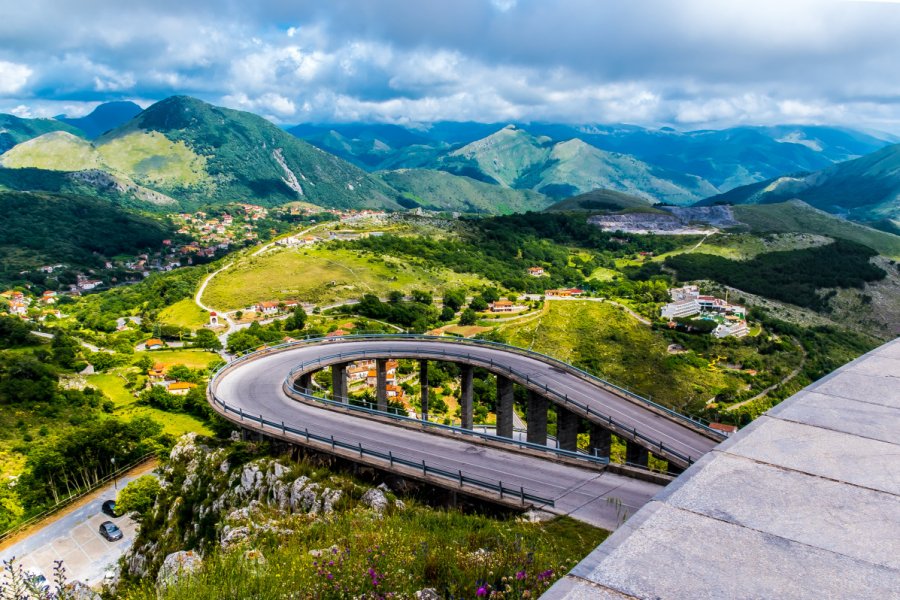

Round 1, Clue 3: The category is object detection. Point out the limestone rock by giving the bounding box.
[63,581,101,600]
[416,589,442,600]
[360,488,389,513]
[220,525,250,550]
[156,550,202,588]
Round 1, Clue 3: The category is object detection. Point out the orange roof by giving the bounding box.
[168,382,197,391]
[146,338,163,346]
[709,422,738,433]
[492,300,514,307]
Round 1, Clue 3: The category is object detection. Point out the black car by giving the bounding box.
[101,499,117,517]
[99,521,123,541]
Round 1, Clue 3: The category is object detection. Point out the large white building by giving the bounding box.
[660,299,701,319]
[713,320,749,338]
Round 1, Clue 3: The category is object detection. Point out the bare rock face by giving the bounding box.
[64,580,101,600]
[321,488,342,514]
[156,550,202,589]
[360,488,389,513]
[415,589,442,600]
[289,476,321,513]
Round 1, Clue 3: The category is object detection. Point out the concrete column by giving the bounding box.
[331,362,348,403]
[589,424,612,458]
[526,389,548,446]
[556,405,579,452]
[297,372,312,393]
[376,358,388,412]
[419,360,429,421]
[625,440,650,467]
[668,463,685,476]
[460,364,474,430]
[496,375,514,439]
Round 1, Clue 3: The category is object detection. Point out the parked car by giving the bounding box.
[99,521,123,541]
[101,499,117,517]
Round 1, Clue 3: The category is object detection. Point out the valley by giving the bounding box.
[0,95,898,599]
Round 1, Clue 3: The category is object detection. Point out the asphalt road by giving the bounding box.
[211,339,711,529]
[0,469,151,587]
[224,339,720,464]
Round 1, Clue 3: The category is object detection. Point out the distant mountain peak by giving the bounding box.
[56,101,143,139]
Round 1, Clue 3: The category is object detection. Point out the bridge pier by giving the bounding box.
[589,424,612,459]
[526,389,548,446]
[376,358,388,411]
[419,360,429,421]
[297,372,312,393]
[460,364,474,430]
[556,406,579,452]
[626,440,650,468]
[496,375,514,439]
[331,362,348,403]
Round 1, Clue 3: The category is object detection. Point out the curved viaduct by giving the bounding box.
[209,335,724,528]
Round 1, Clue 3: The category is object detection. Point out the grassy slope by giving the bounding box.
[0,114,84,154]
[97,131,209,187]
[497,300,797,412]
[0,132,103,171]
[733,201,900,258]
[135,349,221,369]
[203,245,490,311]
[545,188,658,213]
[158,299,211,330]
[377,168,552,214]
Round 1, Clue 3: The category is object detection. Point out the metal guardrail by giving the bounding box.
[283,381,611,467]
[279,346,699,466]
[210,395,554,507]
[221,333,723,438]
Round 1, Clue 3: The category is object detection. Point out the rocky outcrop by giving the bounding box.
[156,550,202,588]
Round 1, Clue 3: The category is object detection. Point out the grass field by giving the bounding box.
[498,300,752,412]
[135,349,222,369]
[202,245,491,311]
[87,373,211,437]
[158,298,211,330]
[98,131,208,187]
[588,266,620,281]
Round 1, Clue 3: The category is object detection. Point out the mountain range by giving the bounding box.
[700,143,900,232]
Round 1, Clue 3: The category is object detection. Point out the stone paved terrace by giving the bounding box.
[542,337,900,600]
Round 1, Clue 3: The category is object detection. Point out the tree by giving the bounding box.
[283,305,307,332]
[388,290,404,304]
[442,289,466,312]
[459,308,477,326]
[469,296,488,311]
[116,475,161,521]
[411,290,433,305]
[439,306,456,322]
[481,287,500,303]
[193,329,223,351]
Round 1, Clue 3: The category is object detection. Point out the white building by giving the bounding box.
[670,285,699,302]
[713,320,749,338]
[661,299,701,319]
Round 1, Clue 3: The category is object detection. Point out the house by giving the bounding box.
[167,382,198,396]
[385,384,404,398]
[546,288,584,298]
[528,267,545,277]
[709,422,739,437]
[489,300,516,313]
[660,299,701,319]
[8,302,28,316]
[670,285,700,302]
[254,301,280,316]
[148,364,166,381]
[348,364,370,382]
[209,312,219,327]
[145,338,165,350]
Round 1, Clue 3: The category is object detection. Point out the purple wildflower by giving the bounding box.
[477,586,488,597]
[516,570,526,580]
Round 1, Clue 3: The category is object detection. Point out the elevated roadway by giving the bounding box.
[210,336,723,528]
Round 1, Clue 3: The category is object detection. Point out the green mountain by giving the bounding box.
[56,101,143,139]
[545,189,661,213]
[700,143,900,228]
[0,190,174,283]
[732,200,900,259]
[0,114,83,154]
[435,126,719,204]
[0,96,402,211]
[376,168,552,213]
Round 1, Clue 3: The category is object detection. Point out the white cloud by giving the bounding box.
[0,61,33,95]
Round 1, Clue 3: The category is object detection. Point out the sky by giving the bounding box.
[2,0,900,132]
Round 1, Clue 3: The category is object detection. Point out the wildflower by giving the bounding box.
[516,570,526,580]
[477,586,488,597]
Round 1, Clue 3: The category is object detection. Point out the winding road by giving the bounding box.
[210,337,724,528]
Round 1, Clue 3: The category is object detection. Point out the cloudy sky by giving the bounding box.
[2,0,900,132]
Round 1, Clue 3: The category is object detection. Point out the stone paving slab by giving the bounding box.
[542,338,900,600]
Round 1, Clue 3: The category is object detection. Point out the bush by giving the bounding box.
[117,475,162,521]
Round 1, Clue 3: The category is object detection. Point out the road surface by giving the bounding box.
[0,467,153,587]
